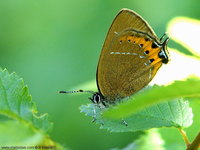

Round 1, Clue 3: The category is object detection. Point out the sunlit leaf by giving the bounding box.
[111,129,165,150]
[167,17,200,58]
[103,77,199,119]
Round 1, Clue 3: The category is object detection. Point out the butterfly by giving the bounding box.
[60,8,169,107]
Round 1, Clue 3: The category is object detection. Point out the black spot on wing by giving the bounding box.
[151,42,159,48]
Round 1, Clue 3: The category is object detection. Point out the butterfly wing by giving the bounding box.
[97,9,166,101]
[101,8,158,49]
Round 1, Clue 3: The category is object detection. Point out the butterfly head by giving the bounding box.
[90,92,106,106]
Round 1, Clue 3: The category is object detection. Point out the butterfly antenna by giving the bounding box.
[59,89,95,94]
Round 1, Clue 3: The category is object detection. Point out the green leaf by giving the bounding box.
[0,69,66,149]
[103,77,199,119]
[0,119,44,146]
[80,98,193,132]
[0,68,52,132]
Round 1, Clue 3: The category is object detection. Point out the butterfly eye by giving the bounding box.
[91,93,102,104]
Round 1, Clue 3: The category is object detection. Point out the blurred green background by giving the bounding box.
[0,0,199,150]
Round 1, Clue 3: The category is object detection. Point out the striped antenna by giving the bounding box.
[59,89,95,94]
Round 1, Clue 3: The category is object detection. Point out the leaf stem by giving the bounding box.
[187,131,200,150]
[178,128,190,147]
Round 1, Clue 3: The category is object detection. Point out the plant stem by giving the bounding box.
[187,131,200,150]
[178,128,190,147]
